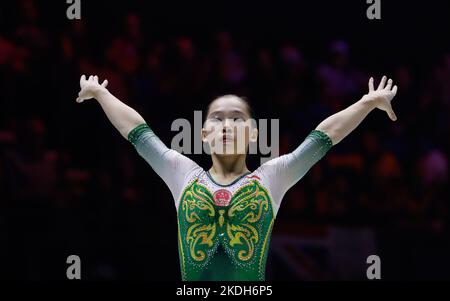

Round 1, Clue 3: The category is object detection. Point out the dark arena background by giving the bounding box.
[0,0,449,284]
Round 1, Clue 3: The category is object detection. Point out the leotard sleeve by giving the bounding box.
[255,129,333,216]
[127,123,201,206]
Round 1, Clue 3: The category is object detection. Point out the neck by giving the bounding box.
[210,154,249,177]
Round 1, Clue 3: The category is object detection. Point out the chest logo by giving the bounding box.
[213,189,232,206]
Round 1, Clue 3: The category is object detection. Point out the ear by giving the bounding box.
[250,127,258,142]
[201,128,208,142]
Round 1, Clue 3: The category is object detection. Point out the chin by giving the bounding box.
[213,149,247,156]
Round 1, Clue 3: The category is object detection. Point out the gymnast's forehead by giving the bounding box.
[207,96,250,117]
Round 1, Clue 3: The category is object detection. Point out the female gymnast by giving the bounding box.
[76,75,398,280]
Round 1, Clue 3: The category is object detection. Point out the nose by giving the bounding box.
[222,118,233,132]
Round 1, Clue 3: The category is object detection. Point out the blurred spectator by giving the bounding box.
[3,117,59,206]
[317,40,366,110]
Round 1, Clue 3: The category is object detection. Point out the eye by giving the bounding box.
[209,116,221,122]
[234,117,245,122]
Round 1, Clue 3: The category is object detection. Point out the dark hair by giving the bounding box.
[206,94,255,120]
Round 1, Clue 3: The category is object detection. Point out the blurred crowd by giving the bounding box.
[0,0,449,280]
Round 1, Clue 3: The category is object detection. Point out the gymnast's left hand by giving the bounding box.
[363,75,398,121]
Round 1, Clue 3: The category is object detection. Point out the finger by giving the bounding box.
[101,79,108,88]
[94,75,99,83]
[391,85,398,96]
[88,75,94,81]
[76,92,85,103]
[386,104,397,121]
[388,109,397,121]
[385,78,393,90]
[377,75,387,90]
[368,77,374,92]
[80,75,86,85]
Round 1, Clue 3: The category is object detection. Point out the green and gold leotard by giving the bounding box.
[128,124,333,281]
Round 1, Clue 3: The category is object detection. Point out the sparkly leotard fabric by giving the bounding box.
[128,123,333,281]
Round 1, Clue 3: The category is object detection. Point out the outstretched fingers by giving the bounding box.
[76,75,108,103]
[385,78,393,90]
[377,75,387,90]
[391,85,398,96]
[368,77,374,92]
[387,104,397,121]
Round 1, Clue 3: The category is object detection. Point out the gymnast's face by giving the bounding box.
[202,95,258,156]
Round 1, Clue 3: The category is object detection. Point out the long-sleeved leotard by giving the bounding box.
[128,123,333,281]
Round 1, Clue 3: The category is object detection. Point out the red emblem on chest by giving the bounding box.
[213,189,231,206]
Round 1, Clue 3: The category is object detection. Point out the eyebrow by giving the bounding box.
[208,110,248,117]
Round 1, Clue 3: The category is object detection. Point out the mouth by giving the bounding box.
[221,135,234,143]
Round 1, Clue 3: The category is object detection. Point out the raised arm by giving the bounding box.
[75,75,201,206]
[316,76,398,145]
[76,75,145,139]
[257,76,399,216]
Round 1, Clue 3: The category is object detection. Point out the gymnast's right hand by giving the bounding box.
[76,75,109,103]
